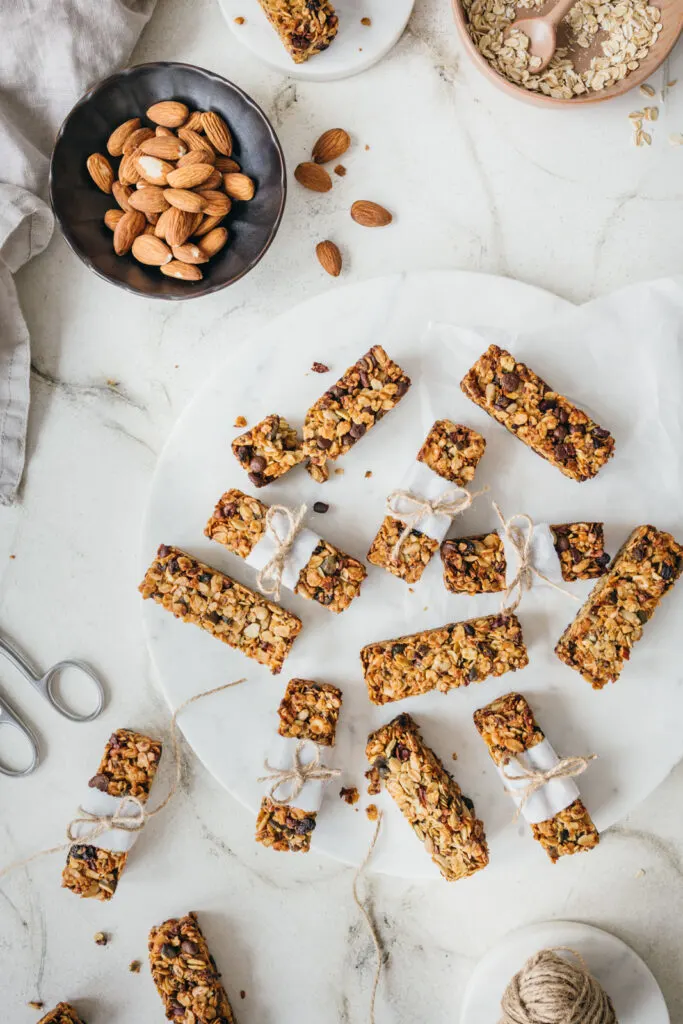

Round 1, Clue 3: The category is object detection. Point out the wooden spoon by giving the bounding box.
[506,0,579,73]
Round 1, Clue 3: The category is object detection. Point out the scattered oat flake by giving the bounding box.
[628,110,645,119]
[334,468,344,475]
[234,415,247,428]
[361,16,372,25]
[641,131,652,145]
[94,931,108,946]
[334,164,347,176]
[234,16,245,23]
[669,133,683,145]
[311,361,329,373]
[129,960,142,973]
[644,106,658,120]
[667,79,677,88]
[640,83,656,97]
[340,786,360,805]
[28,1002,44,1011]
[366,803,379,821]
[635,868,646,878]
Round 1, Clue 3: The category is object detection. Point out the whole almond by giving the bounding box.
[193,213,226,237]
[195,190,231,217]
[104,209,124,231]
[312,128,350,164]
[350,200,392,227]
[139,136,188,161]
[199,226,228,257]
[177,149,215,168]
[177,127,209,153]
[113,210,146,255]
[132,234,173,266]
[294,162,332,193]
[144,223,157,234]
[154,207,173,241]
[316,240,342,277]
[136,154,174,185]
[87,153,114,193]
[122,127,155,155]
[215,156,241,173]
[164,207,196,246]
[128,186,170,214]
[164,189,207,214]
[112,181,133,212]
[223,173,255,201]
[201,111,232,155]
[166,163,214,189]
[107,118,141,157]
[119,151,143,185]
[202,168,223,190]
[146,100,189,128]
[160,260,203,281]
[155,126,175,137]
[184,110,205,132]
[172,242,209,265]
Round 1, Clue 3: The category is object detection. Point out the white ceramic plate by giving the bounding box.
[460,920,669,1023]
[141,270,683,879]
[217,0,415,82]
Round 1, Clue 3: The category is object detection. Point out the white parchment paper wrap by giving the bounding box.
[244,512,320,592]
[499,521,564,589]
[262,735,334,813]
[69,790,143,854]
[496,739,580,825]
[391,459,466,543]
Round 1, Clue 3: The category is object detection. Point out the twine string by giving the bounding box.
[493,502,581,615]
[257,739,341,806]
[386,485,487,562]
[499,947,617,1024]
[352,813,384,1024]
[502,755,597,819]
[255,503,307,602]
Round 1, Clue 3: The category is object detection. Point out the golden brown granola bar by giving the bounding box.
[367,516,439,584]
[550,522,611,581]
[366,713,489,881]
[62,729,162,901]
[255,797,317,852]
[303,345,411,482]
[556,524,683,688]
[232,414,303,487]
[257,0,338,64]
[460,344,615,482]
[361,613,528,705]
[139,544,302,673]
[416,420,486,485]
[38,1005,86,1024]
[277,678,342,746]
[205,488,367,612]
[148,911,235,1023]
[473,693,599,862]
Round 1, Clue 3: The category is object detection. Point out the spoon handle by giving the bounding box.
[545,0,579,29]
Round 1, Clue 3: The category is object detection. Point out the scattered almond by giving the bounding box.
[172,242,209,264]
[177,148,216,168]
[155,125,175,138]
[193,213,226,237]
[128,186,170,214]
[122,127,155,154]
[178,127,210,153]
[167,163,215,189]
[87,153,114,193]
[139,135,187,161]
[294,162,332,192]
[203,168,224,189]
[222,173,255,200]
[154,207,173,241]
[146,100,189,128]
[164,188,207,213]
[113,210,146,255]
[112,181,133,212]
[201,111,233,155]
[136,154,174,185]
[215,156,241,173]
[160,260,203,281]
[132,234,173,265]
[164,207,197,247]
[312,128,350,164]
[107,118,141,157]
[199,226,228,257]
[184,110,205,133]
[316,240,342,277]
[104,208,124,231]
[118,150,143,185]
[196,189,231,216]
[351,200,392,227]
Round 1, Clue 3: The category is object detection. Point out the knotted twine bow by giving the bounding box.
[499,947,616,1024]
[493,502,581,615]
[65,794,147,845]
[258,738,341,806]
[503,754,597,818]
[255,503,307,602]
[386,485,487,562]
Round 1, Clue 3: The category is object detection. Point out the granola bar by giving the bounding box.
[205,488,367,612]
[139,544,302,673]
[232,414,303,487]
[303,345,411,482]
[257,0,338,64]
[62,729,162,901]
[367,516,439,584]
[366,713,489,881]
[255,797,317,852]
[277,678,342,746]
[556,524,683,688]
[416,420,486,485]
[460,344,615,482]
[148,911,235,1023]
[38,1005,86,1024]
[361,613,528,705]
[474,693,599,862]
[441,522,610,594]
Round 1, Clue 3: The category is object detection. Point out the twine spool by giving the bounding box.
[500,948,616,1024]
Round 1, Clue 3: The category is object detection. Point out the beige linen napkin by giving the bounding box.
[0,0,157,504]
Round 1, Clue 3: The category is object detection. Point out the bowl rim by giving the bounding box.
[49,60,287,300]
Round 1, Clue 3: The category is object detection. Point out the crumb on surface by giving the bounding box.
[240,990,246,999]
[234,415,247,428]
[451,752,458,760]
[635,868,646,878]
[27,1002,44,1010]
[9,554,15,559]
[311,361,329,373]
[364,144,370,151]
[334,164,346,176]
[366,803,379,821]
[234,15,245,23]
[334,468,344,475]
[408,587,414,593]
[94,931,108,946]
[364,470,372,478]
[313,501,329,513]
[129,960,142,974]
[361,16,372,25]
[106,379,119,388]
[340,786,360,805]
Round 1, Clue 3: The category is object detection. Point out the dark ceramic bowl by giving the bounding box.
[50,62,286,299]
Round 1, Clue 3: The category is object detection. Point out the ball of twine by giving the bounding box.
[500,948,617,1024]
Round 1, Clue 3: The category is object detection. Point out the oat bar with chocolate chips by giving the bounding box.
[38,1005,86,1024]
[303,344,411,482]
[277,678,342,746]
[149,911,235,1023]
[367,516,439,584]
[255,797,318,852]
[232,414,304,487]
[62,729,162,901]
[460,344,615,482]
[257,0,338,64]
[474,693,599,862]
[139,544,302,673]
[361,613,528,705]
[205,488,367,612]
[556,524,683,688]
[366,713,489,881]
[550,523,610,581]
[417,420,486,485]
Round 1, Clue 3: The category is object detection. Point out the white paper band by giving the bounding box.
[245,515,320,592]
[262,735,333,813]
[394,460,459,542]
[499,522,564,590]
[69,790,143,853]
[496,738,580,825]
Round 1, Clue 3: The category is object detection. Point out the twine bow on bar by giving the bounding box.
[256,503,307,602]
[503,754,597,816]
[493,501,580,614]
[258,739,341,805]
[65,794,147,845]
[386,485,487,562]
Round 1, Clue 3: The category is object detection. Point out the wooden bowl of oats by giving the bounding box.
[452,0,683,106]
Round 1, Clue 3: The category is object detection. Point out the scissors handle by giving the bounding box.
[37,660,106,722]
[0,696,40,777]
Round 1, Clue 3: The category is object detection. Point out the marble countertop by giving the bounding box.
[2,1,683,1021]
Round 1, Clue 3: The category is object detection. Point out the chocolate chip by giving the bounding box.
[395,380,410,397]
[71,844,97,861]
[316,436,332,450]
[396,744,410,761]
[555,534,570,552]
[168,559,179,574]
[494,396,510,410]
[248,471,265,487]
[559,829,570,843]
[359,370,370,388]
[462,795,475,812]
[313,501,329,514]
[554,443,571,462]
[592,426,610,439]
[158,544,171,557]
[538,399,556,412]
[501,372,519,391]
[235,445,252,461]
[391,644,406,656]
[553,424,568,441]
[327,385,344,401]
[161,944,178,959]
[349,421,366,439]
[597,552,610,566]
[570,546,583,563]
[558,408,569,424]
[636,609,649,623]
[463,623,475,636]
[632,546,646,561]
[249,456,266,473]
[468,666,479,682]
[181,941,199,955]
[294,816,316,835]
[206,611,220,624]
[88,773,110,792]
[660,563,674,580]
[570,422,586,434]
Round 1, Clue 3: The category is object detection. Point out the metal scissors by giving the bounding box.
[0,632,105,778]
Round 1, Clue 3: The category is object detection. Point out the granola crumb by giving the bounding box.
[408,587,414,593]
[667,79,678,88]
[129,960,142,974]
[361,16,372,25]
[364,144,370,151]
[106,379,119,388]
[366,803,379,821]
[234,16,245,23]
[334,164,347,176]
[94,931,108,946]
[27,1002,44,1010]
[311,361,330,373]
[340,786,360,805]
[9,554,15,559]
[334,468,344,475]
[451,752,458,760]
[364,469,372,478]
[234,415,248,428]
[635,868,646,878]
[240,990,246,999]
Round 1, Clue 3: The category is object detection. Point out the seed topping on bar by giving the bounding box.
[149,911,235,1023]
[232,414,303,487]
[460,344,615,481]
[257,0,339,64]
[416,420,486,485]
[361,613,528,705]
[139,544,302,673]
[37,1005,85,1024]
[556,524,683,688]
[277,678,342,746]
[366,713,489,881]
